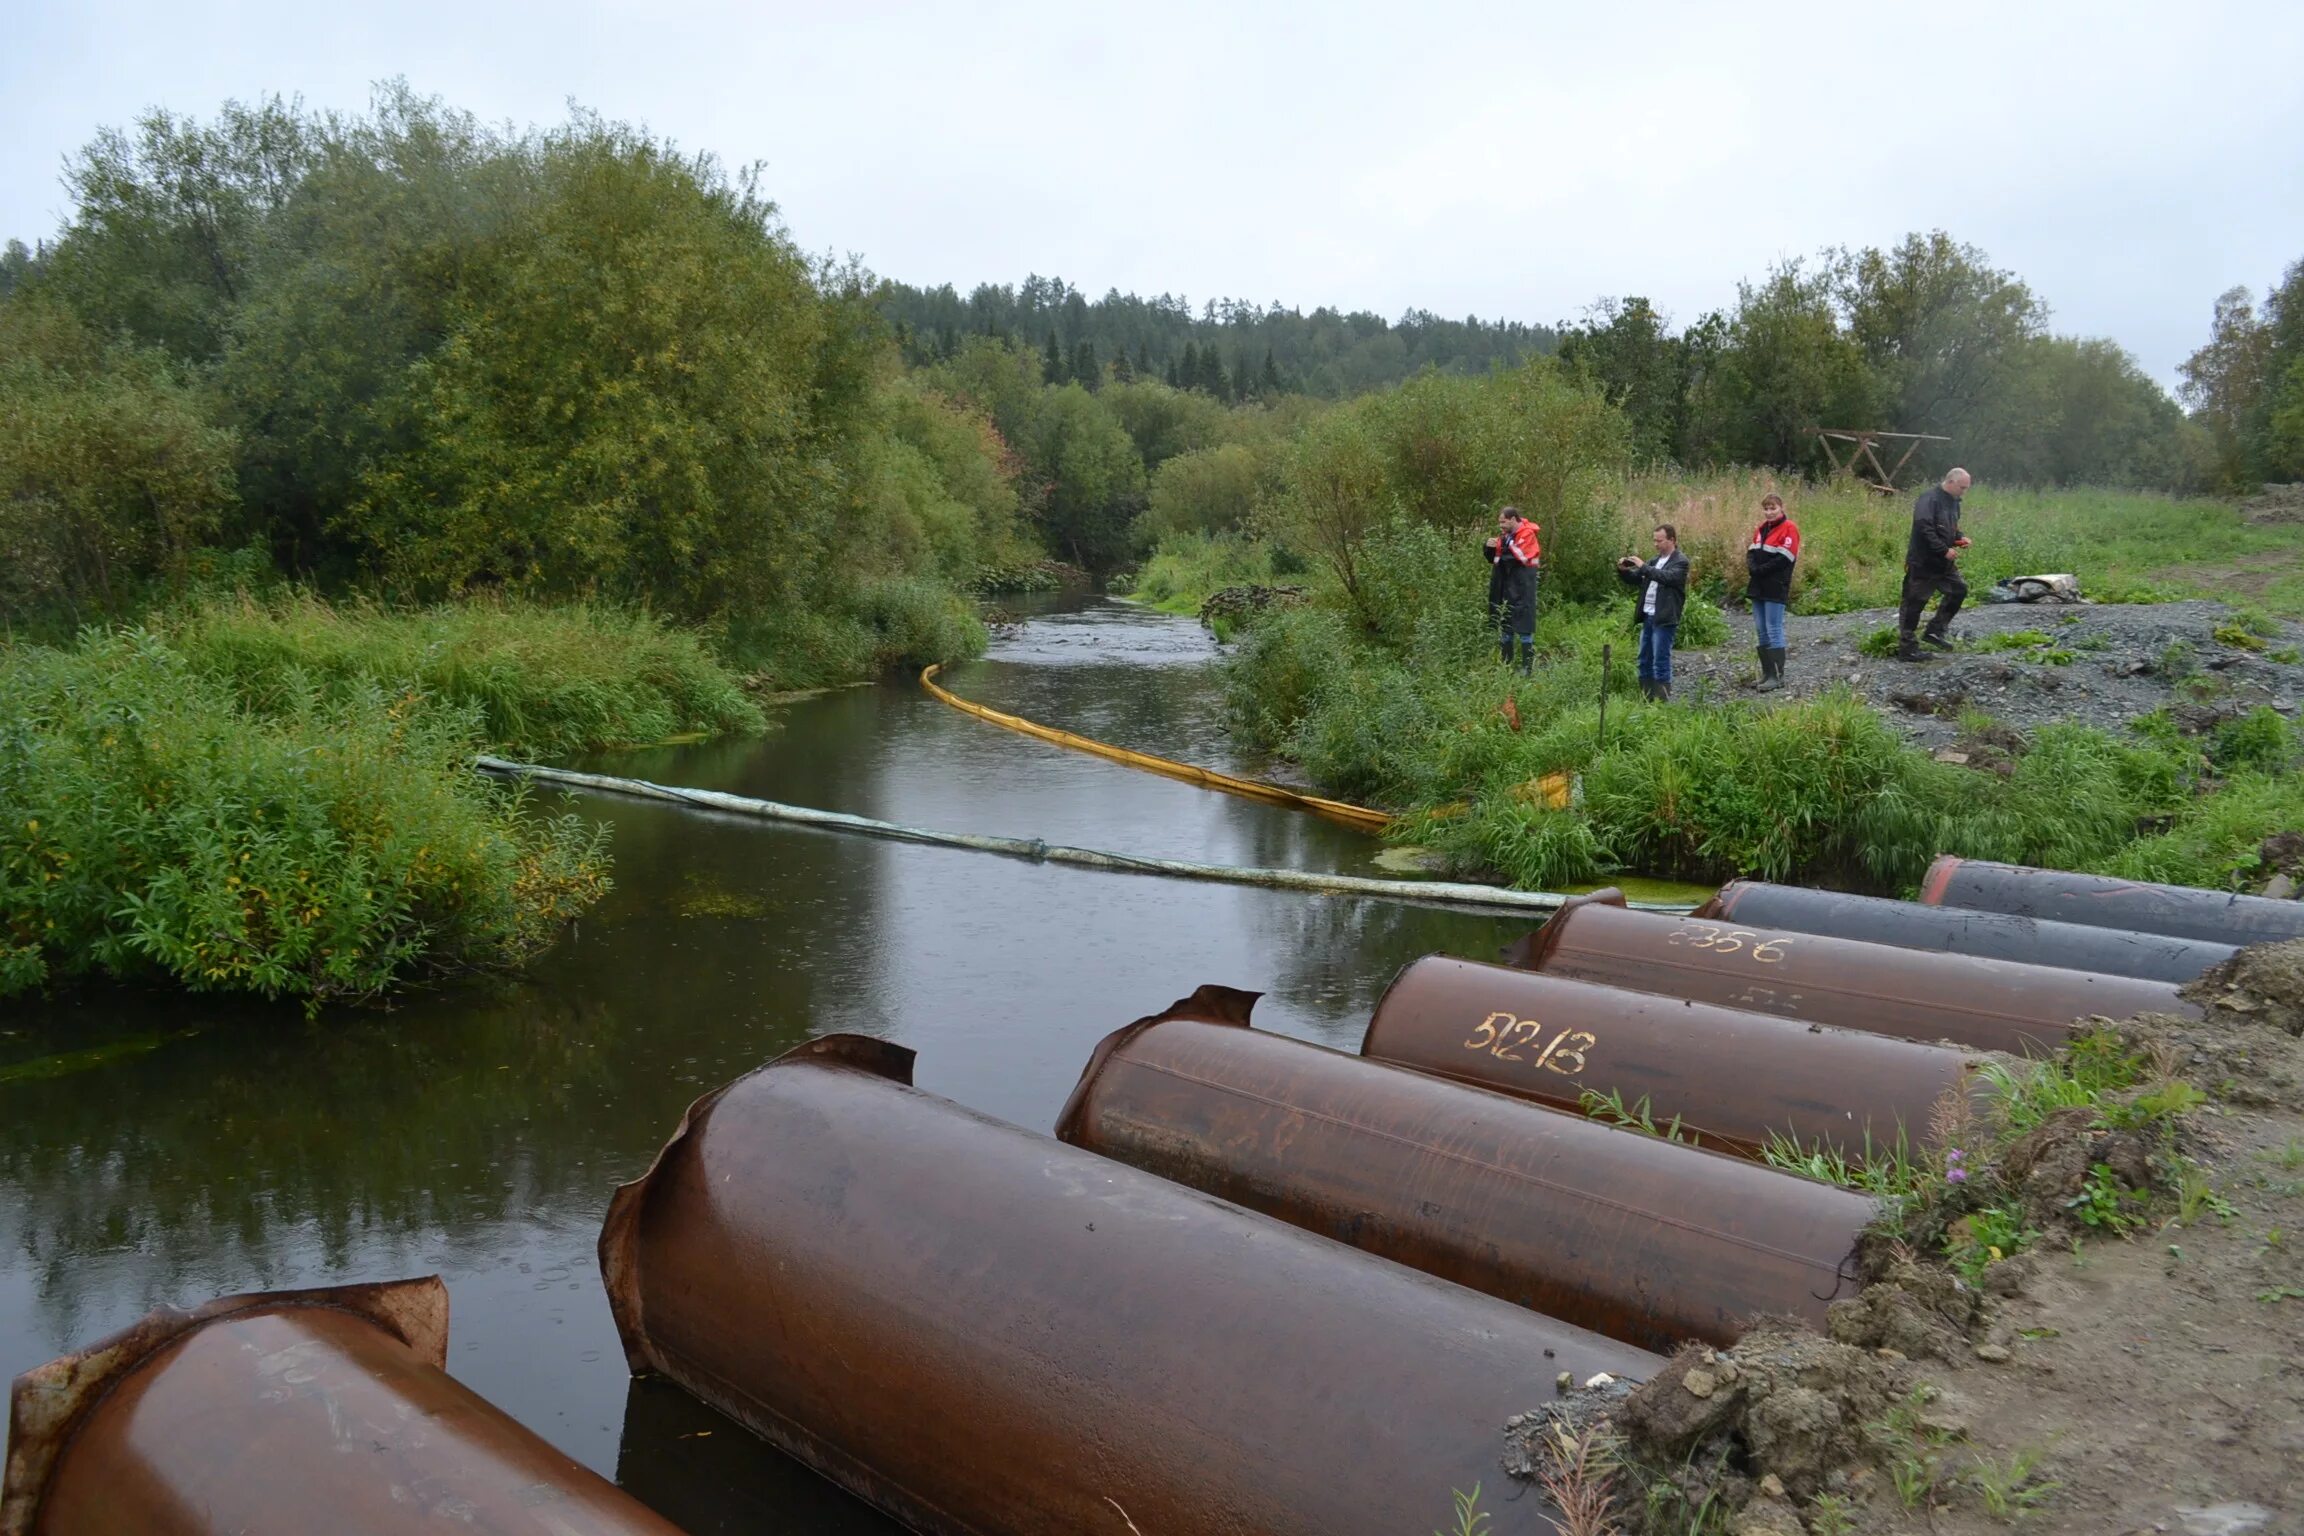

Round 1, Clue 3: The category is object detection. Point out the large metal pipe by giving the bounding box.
[1361,955,1981,1157]
[1919,856,2304,948]
[1055,989,1875,1354]
[2,1278,684,1536]
[1696,879,2237,983]
[600,1030,1662,1536]
[1503,891,2195,1053]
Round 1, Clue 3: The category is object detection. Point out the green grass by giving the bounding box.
[1122,532,1297,616]
[1634,472,2304,617]
[2,628,610,1008]
[166,592,765,758]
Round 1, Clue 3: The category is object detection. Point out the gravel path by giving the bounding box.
[1671,598,2304,750]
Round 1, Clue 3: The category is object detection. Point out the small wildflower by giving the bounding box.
[1946,1167,1969,1184]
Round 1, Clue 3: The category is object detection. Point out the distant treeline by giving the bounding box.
[875,275,1559,401]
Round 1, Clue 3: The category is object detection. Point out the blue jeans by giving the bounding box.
[1753,600,1786,649]
[1638,620,1677,684]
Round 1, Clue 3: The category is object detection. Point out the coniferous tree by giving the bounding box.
[1042,330,1066,385]
[1198,346,1229,400]
[1262,347,1283,395]
[1163,353,1181,387]
[1179,341,1201,393]
[1136,341,1153,380]
[1072,338,1099,391]
[1111,347,1134,384]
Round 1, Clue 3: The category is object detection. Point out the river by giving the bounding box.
[0,596,1542,1530]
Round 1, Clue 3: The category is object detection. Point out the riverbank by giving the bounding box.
[1502,947,2304,1536]
[1146,488,2304,899]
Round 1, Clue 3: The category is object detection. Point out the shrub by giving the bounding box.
[1223,606,1355,750]
[0,629,610,1006]
[163,593,764,758]
[850,575,988,668]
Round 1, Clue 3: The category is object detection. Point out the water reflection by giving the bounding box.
[0,596,1525,1526]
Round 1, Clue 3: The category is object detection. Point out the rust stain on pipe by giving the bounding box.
[1362,955,1981,1158]
[1056,994,1876,1354]
[1502,891,2194,1054]
[1919,856,2304,948]
[1696,880,2236,983]
[600,1024,1662,1536]
[3,1277,683,1536]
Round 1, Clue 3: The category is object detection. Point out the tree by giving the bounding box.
[1144,443,1262,540]
[349,114,870,622]
[1178,341,1200,393]
[1261,347,1283,396]
[0,240,38,300]
[1834,232,2043,476]
[45,96,312,361]
[1707,261,1876,471]
[1071,338,1099,391]
[2179,287,2271,490]
[1042,330,1067,385]
[0,301,237,621]
[1030,384,1145,571]
[1556,297,1687,464]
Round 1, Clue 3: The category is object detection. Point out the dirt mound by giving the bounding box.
[2238,482,2304,524]
[2185,938,2304,1038]
[1826,1258,2001,1360]
[1605,1320,1908,1523]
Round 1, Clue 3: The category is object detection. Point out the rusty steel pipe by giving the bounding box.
[2,1278,684,1536]
[600,1029,1662,1536]
[1502,891,2196,1054]
[1696,879,2237,983]
[1055,991,1876,1353]
[1361,955,1983,1158]
[1919,856,2304,948]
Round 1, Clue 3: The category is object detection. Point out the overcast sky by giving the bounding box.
[5,0,2300,387]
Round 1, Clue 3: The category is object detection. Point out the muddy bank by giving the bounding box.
[1492,941,2304,1535]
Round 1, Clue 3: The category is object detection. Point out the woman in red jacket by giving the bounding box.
[1745,493,1799,692]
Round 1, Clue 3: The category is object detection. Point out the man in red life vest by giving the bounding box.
[1484,506,1541,674]
[1746,492,1799,692]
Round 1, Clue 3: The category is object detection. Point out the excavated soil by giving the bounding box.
[1500,942,2304,1535]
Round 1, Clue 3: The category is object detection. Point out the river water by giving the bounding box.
[0,596,1539,1530]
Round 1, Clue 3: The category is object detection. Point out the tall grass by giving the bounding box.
[1616,471,2301,614]
[2,629,610,1007]
[164,593,765,758]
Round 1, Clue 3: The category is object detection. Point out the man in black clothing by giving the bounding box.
[1898,467,1972,661]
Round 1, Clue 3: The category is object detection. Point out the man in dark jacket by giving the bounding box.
[1899,468,1972,661]
[1617,524,1689,701]
[1483,505,1541,674]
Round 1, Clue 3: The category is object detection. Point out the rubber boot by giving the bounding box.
[1754,646,1781,692]
[1770,647,1788,687]
[1516,640,1534,677]
[1922,626,1955,653]
[1896,630,1933,662]
[1499,634,1514,666]
[1656,679,1671,703]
